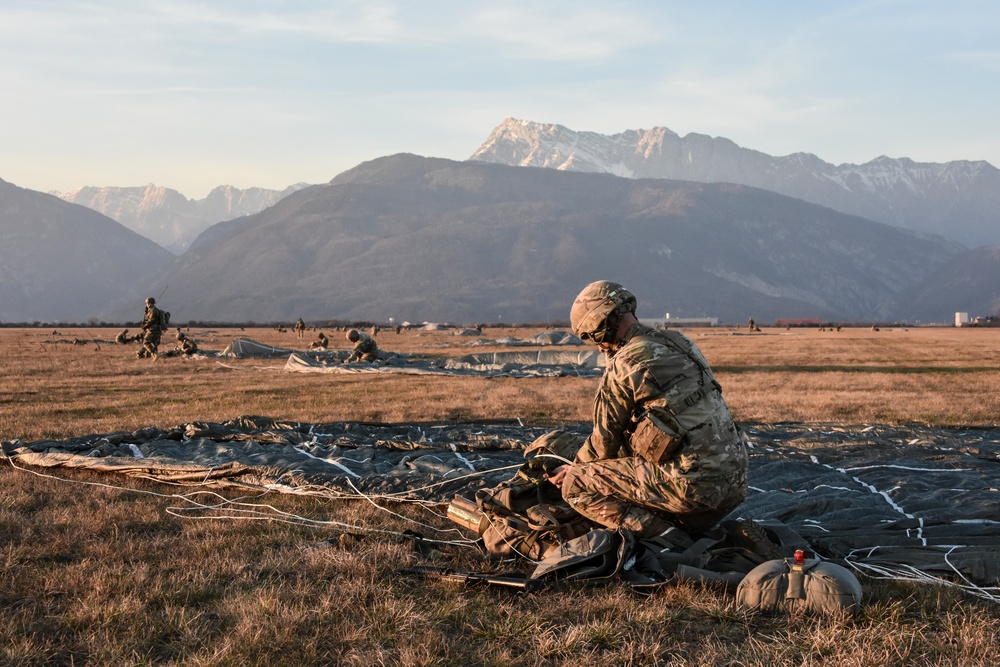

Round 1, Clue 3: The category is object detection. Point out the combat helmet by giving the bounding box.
[570,280,637,344]
[346,329,360,342]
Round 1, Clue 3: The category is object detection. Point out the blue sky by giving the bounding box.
[2,0,998,199]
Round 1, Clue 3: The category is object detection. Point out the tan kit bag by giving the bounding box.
[736,551,863,615]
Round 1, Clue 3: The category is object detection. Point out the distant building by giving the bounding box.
[662,313,718,327]
[956,312,969,327]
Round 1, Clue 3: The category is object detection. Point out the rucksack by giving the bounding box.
[445,429,596,561]
[159,310,171,329]
[530,529,636,584]
[465,474,596,560]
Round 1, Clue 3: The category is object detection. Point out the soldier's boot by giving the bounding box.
[722,518,783,560]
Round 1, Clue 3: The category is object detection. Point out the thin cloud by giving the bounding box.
[462,4,662,61]
[2,0,999,195]
[945,50,1000,72]
[145,0,405,43]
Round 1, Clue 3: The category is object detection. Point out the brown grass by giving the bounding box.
[6,324,1000,442]
[3,324,1000,665]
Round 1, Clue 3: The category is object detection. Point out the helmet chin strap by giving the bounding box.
[597,311,639,356]
[591,310,623,352]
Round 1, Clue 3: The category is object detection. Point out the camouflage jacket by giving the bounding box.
[576,324,746,479]
[347,332,379,362]
[141,305,163,332]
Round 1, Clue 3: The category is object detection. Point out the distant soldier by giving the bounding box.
[138,297,166,360]
[309,332,329,350]
[346,329,379,363]
[176,331,198,356]
[371,325,380,337]
[395,324,402,335]
[294,318,306,338]
[116,328,130,345]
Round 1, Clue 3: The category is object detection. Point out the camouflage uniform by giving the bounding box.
[294,319,305,338]
[562,323,748,536]
[309,332,329,349]
[177,333,198,355]
[346,331,379,363]
[139,302,164,359]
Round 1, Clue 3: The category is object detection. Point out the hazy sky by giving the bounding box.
[2,0,998,199]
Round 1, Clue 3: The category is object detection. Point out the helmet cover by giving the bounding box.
[570,280,637,343]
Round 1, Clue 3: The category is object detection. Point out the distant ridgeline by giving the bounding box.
[3,152,996,324]
[471,117,1000,249]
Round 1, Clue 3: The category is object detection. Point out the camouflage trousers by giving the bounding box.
[139,329,161,358]
[561,456,747,536]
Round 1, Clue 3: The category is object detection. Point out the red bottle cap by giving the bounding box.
[794,549,806,565]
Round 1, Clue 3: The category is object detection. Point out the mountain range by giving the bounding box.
[93,154,969,326]
[471,118,1000,249]
[0,178,174,322]
[48,118,1000,257]
[52,182,309,254]
[4,116,1000,325]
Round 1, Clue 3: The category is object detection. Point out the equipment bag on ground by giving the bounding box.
[736,551,863,614]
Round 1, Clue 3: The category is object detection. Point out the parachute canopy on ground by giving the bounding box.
[519,330,584,345]
[5,419,999,594]
[220,338,296,358]
[216,337,604,377]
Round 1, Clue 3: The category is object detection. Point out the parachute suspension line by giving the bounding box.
[344,478,480,544]
[4,453,481,548]
[255,462,525,506]
[808,453,923,542]
[329,462,525,501]
[530,452,575,466]
[806,449,1000,604]
[844,546,1000,605]
[4,450,520,503]
[940,545,1000,602]
[162,494,478,546]
[4,453,254,504]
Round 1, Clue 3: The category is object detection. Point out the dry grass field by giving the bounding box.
[3,324,1000,665]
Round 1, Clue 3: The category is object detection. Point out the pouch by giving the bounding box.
[631,411,683,464]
